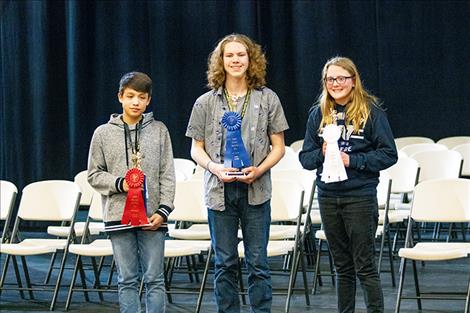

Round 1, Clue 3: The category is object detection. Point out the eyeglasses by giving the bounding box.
[325,76,354,85]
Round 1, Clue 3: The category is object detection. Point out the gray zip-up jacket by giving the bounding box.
[87,113,175,230]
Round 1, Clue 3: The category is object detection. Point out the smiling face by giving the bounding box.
[118,88,151,124]
[325,64,355,105]
[223,41,249,81]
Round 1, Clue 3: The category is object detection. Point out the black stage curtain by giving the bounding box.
[1,0,470,191]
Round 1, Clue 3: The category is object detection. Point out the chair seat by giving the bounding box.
[379,210,409,224]
[169,224,211,240]
[47,222,105,237]
[398,242,470,261]
[164,240,211,257]
[237,225,301,240]
[0,239,68,255]
[237,240,295,258]
[69,239,113,256]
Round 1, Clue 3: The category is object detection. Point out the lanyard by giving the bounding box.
[223,89,251,119]
[122,117,143,168]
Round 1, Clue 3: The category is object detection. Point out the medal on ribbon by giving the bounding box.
[121,119,150,226]
[221,111,251,170]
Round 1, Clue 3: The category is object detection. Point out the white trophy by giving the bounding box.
[321,124,348,183]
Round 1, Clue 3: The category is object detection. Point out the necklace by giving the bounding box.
[224,89,251,119]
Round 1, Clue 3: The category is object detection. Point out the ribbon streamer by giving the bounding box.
[221,112,251,169]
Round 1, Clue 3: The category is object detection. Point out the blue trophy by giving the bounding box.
[221,111,251,175]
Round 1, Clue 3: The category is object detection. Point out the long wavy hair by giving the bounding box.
[206,33,266,90]
[318,56,378,133]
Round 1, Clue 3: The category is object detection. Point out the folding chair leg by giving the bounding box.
[89,256,102,301]
[386,230,396,287]
[65,255,81,311]
[196,247,213,313]
[394,258,407,313]
[107,259,115,286]
[0,254,26,300]
[465,278,470,313]
[312,239,323,295]
[20,256,34,299]
[44,251,57,284]
[77,257,90,302]
[50,251,70,311]
[411,260,422,310]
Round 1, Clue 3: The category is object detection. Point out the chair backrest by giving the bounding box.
[170,179,207,222]
[17,180,81,221]
[410,178,470,223]
[377,170,391,208]
[175,169,187,181]
[453,143,470,176]
[1,180,18,242]
[271,168,316,208]
[394,136,434,150]
[412,150,462,182]
[271,148,302,171]
[290,139,304,152]
[1,180,17,220]
[174,158,196,180]
[436,136,470,149]
[271,179,304,222]
[74,170,94,206]
[88,190,104,221]
[387,156,420,193]
[400,143,447,158]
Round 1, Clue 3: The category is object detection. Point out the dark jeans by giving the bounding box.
[208,181,272,313]
[319,196,384,313]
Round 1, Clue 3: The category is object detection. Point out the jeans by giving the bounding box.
[109,230,166,313]
[318,196,384,313]
[208,181,272,313]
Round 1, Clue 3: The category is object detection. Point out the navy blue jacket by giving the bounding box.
[299,103,398,197]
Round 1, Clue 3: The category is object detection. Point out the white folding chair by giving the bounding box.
[453,143,470,177]
[400,143,447,158]
[437,136,470,149]
[1,180,18,243]
[166,179,212,313]
[395,178,470,313]
[237,179,310,312]
[394,136,434,150]
[386,156,421,252]
[0,180,81,311]
[47,171,102,238]
[65,190,112,310]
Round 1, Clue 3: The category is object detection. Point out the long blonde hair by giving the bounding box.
[206,33,267,90]
[318,56,378,133]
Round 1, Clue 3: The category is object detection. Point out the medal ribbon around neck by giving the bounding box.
[122,117,143,169]
[224,89,251,119]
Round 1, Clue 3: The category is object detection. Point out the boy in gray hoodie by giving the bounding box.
[88,72,175,313]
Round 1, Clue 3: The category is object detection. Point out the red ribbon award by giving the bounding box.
[121,167,150,226]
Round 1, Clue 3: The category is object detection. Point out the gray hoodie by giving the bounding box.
[87,112,175,229]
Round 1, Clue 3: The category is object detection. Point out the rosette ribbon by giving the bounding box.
[121,168,149,226]
[221,111,251,169]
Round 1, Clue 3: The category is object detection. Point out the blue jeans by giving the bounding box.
[318,196,384,313]
[208,181,272,313]
[109,230,166,313]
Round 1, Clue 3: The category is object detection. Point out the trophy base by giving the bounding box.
[225,171,247,176]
